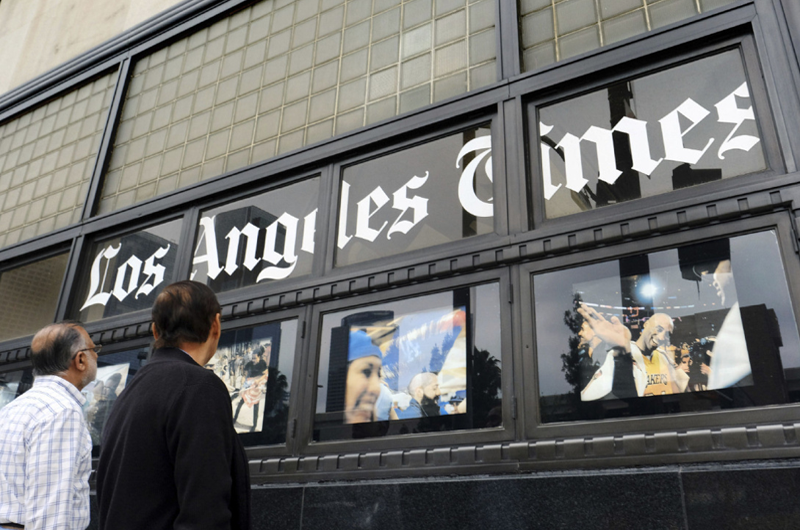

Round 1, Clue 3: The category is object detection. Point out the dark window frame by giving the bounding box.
[519,210,800,440]
[65,210,188,329]
[187,170,330,304]
[325,112,505,276]
[297,268,514,455]
[217,306,309,460]
[524,31,783,232]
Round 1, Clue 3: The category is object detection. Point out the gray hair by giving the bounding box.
[30,322,86,376]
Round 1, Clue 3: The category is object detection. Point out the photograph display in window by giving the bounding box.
[73,220,182,322]
[535,231,800,422]
[336,125,493,267]
[0,369,33,411]
[191,178,319,291]
[81,347,147,450]
[314,283,502,441]
[537,50,766,219]
[205,320,297,445]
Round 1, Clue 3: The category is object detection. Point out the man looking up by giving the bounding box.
[97,281,250,530]
[0,322,97,530]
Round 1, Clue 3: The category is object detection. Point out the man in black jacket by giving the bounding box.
[96,281,250,530]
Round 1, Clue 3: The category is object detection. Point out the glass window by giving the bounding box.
[520,0,738,71]
[191,178,319,291]
[0,72,117,248]
[205,319,297,446]
[99,0,497,213]
[536,50,765,219]
[72,219,182,322]
[534,231,800,423]
[0,252,69,341]
[314,282,502,441]
[82,346,148,452]
[336,124,492,267]
[0,369,34,411]
[0,346,148,453]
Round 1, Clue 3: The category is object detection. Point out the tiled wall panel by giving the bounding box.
[520,0,737,71]
[99,0,496,213]
[0,73,116,248]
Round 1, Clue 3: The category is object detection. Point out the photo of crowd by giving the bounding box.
[207,338,272,433]
[331,306,468,425]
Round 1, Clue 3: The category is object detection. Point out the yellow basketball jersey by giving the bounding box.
[641,352,674,396]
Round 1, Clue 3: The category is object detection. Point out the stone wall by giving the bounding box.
[0,0,185,96]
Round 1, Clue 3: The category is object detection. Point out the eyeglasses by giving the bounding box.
[75,344,103,357]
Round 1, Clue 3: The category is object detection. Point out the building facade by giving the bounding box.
[1,0,800,527]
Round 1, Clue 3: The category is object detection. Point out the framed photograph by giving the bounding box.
[313,282,503,441]
[206,319,297,445]
[533,230,800,423]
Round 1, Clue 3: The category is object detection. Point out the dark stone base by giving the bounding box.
[89,459,800,529]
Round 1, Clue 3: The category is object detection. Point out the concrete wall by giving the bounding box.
[0,0,185,97]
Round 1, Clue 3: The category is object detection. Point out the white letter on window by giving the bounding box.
[337,182,352,250]
[659,98,713,165]
[540,123,563,201]
[136,245,170,299]
[191,216,223,280]
[354,187,390,242]
[301,209,317,254]
[224,222,260,275]
[257,213,300,281]
[456,136,493,218]
[112,255,143,302]
[388,172,429,239]
[80,244,121,310]
[715,82,760,159]
[613,117,663,175]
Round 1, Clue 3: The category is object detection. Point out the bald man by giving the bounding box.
[396,372,441,419]
[0,322,98,529]
[577,307,688,400]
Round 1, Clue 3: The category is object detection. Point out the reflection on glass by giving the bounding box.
[0,253,69,342]
[73,220,182,322]
[315,283,502,441]
[0,370,34,411]
[336,125,493,267]
[205,320,296,445]
[535,231,800,423]
[191,178,319,292]
[81,348,147,451]
[537,50,766,219]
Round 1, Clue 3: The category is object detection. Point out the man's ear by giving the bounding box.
[73,350,88,373]
[151,323,159,340]
[211,313,221,340]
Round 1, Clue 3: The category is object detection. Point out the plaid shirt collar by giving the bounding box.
[32,375,87,407]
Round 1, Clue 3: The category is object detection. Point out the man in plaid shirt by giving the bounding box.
[0,322,98,530]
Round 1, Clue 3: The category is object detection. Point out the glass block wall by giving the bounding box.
[0,252,69,341]
[98,0,497,214]
[0,73,116,248]
[520,0,737,71]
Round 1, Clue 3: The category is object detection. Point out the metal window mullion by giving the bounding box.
[172,205,201,284]
[81,56,133,222]
[53,235,87,322]
[497,0,521,79]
